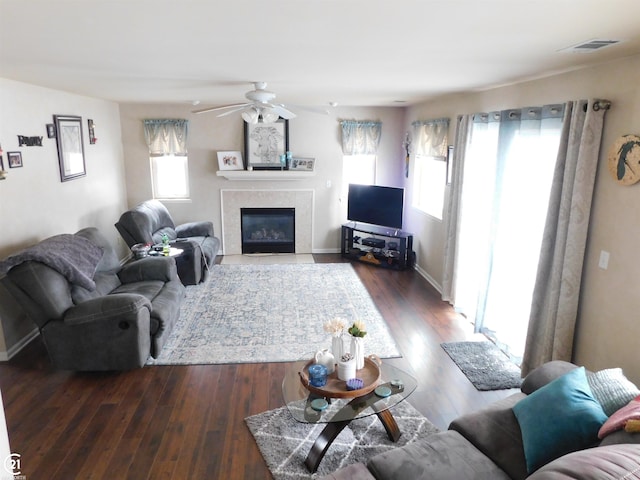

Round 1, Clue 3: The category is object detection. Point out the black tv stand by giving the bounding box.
[341,222,414,270]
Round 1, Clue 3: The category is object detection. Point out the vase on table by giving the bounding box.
[331,334,344,361]
[315,348,335,374]
[350,336,365,370]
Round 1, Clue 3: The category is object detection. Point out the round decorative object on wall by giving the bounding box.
[607,134,640,186]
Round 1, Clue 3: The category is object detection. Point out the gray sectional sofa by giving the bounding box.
[323,361,640,479]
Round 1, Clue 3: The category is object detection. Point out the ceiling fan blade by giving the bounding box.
[217,105,251,117]
[192,103,249,114]
[271,104,297,120]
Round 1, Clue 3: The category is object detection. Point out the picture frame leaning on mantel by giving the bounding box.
[244,118,289,170]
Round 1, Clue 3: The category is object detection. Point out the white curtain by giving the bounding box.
[442,115,471,303]
[452,105,565,360]
[521,99,610,375]
[340,121,382,155]
[143,119,189,156]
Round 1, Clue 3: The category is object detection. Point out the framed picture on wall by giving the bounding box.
[8,151,23,168]
[244,118,289,170]
[54,114,86,182]
[217,151,244,171]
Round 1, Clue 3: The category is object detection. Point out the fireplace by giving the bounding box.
[241,207,295,254]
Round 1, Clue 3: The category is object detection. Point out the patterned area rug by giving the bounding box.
[147,263,401,365]
[441,341,522,391]
[245,400,439,479]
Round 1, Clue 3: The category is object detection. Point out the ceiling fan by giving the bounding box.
[192,82,298,124]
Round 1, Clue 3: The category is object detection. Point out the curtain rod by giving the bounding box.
[593,100,611,111]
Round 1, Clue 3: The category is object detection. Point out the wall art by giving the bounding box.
[54,114,86,181]
[217,151,244,171]
[244,118,289,170]
[8,151,23,168]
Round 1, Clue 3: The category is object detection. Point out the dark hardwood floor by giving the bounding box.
[0,255,519,479]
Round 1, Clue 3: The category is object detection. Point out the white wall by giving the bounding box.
[0,389,11,478]
[0,78,129,357]
[118,104,406,253]
[404,54,640,384]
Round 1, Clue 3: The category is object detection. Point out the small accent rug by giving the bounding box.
[245,400,439,479]
[147,263,401,365]
[441,341,522,391]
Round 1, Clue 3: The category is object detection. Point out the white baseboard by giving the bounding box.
[311,248,341,254]
[413,264,443,294]
[0,328,39,361]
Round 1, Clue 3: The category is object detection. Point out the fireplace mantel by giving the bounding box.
[216,170,315,181]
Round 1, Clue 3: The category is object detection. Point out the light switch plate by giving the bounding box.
[598,250,610,270]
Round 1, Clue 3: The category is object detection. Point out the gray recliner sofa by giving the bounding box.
[0,227,185,371]
[115,199,220,285]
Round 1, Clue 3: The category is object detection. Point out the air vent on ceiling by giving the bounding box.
[559,39,623,54]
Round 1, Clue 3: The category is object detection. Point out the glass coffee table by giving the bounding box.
[282,354,417,472]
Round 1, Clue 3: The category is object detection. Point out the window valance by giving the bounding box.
[143,119,189,157]
[412,118,449,157]
[340,120,382,155]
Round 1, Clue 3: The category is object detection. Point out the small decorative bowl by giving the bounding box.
[346,378,364,391]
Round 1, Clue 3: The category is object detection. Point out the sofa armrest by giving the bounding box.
[176,221,214,238]
[64,293,151,326]
[45,293,152,370]
[521,360,578,394]
[118,257,178,283]
[526,444,640,479]
[449,393,528,480]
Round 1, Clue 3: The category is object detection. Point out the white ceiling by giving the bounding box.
[1,0,640,110]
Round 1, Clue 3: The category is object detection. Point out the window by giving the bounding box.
[411,118,449,221]
[143,118,189,199]
[413,154,446,220]
[341,154,376,220]
[343,154,376,187]
[150,154,190,199]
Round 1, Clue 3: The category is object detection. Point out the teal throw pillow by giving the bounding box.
[512,366,608,473]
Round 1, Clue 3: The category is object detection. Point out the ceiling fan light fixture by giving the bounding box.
[261,109,279,123]
[241,108,260,124]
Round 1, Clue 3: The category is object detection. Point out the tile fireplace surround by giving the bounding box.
[220,189,314,255]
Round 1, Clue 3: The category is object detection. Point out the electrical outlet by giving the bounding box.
[598,250,610,270]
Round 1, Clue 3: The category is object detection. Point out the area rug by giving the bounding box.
[147,263,401,365]
[441,341,522,391]
[220,253,315,265]
[245,400,439,479]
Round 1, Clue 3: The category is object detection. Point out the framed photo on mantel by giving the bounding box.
[244,118,289,170]
[216,151,244,171]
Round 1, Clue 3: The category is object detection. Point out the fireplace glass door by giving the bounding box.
[241,208,295,254]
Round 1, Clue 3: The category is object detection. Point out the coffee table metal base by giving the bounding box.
[304,400,401,473]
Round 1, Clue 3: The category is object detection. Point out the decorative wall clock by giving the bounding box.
[607,134,640,186]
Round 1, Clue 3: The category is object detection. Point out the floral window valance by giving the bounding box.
[412,118,449,157]
[143,119,189,157]
[340,120,382,155]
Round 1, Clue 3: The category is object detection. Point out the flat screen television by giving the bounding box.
[347,184,404,229]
